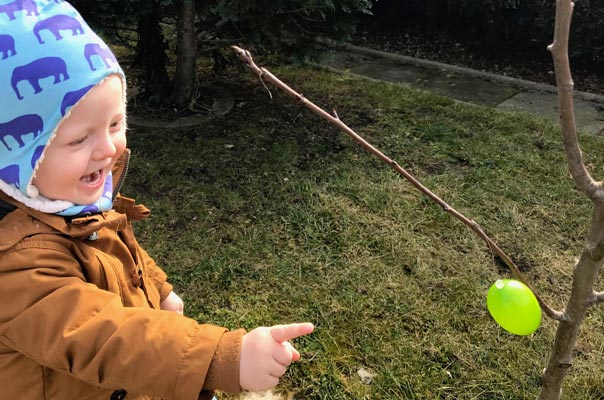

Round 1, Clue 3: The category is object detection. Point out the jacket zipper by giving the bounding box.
[112,149,130,203]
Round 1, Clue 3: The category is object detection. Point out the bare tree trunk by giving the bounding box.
[538,1,604,398]
[171,0,197,108]
[136,1,170,97]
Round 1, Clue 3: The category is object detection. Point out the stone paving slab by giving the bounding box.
[414,71,519,106]
[317,44,604,135]
[498,90,604,135]
[320,50,519,106]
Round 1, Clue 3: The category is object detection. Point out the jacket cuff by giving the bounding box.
[203,328,246,393]
[157,280,174,301]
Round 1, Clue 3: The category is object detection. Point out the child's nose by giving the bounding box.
[93,132,117,160]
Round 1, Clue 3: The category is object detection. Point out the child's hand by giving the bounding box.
[160,291,184,314]
[240,322,314,392]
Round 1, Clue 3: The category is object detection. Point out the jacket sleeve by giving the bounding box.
[0,237,243,399]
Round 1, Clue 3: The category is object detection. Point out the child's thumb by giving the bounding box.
[284,341,301,362]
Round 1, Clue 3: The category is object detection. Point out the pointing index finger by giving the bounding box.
[269,322,314,343]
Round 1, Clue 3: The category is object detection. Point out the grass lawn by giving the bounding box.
[125,63,604,399]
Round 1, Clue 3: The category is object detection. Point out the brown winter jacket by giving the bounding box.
[0,151,244,400]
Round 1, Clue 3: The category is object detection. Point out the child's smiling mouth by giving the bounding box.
[81,169,103,186]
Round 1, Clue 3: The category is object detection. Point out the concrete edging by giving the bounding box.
[317,38,604,105]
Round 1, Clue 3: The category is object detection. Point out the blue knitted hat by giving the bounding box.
[0,0,125,213]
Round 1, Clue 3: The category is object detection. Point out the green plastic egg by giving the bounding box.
[487,279,541,335]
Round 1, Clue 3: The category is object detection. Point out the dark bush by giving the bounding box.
[364,0,603,65]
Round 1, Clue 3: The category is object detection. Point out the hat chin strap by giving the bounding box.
[0,181,73,214]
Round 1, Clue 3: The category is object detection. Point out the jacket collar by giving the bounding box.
[0,199,16,221]
[0,192,129,251]
[0,149,132,251]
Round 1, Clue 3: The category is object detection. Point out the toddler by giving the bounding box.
[0,2,313,399]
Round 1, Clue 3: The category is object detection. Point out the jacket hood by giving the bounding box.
[0,0,125,212]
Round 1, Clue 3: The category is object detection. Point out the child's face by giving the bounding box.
[32,75,126,205]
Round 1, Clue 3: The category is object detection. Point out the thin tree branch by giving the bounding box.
[547,2,602,200]
[592,291,604,303]
[232,45,564,321]
[197,39,242,53]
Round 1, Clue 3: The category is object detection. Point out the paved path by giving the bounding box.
[317,41,604,135]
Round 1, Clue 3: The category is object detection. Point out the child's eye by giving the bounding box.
[110,119,123,130]
[68,136,87,146]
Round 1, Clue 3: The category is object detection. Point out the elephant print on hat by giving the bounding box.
[11,56,69,99]
[0,34,16,59]
[0,0,38,21]
[84,43,117,71]
[60,85,93,116]
[0,164,20,188]
[31,145,43,169]
[34,14,84,44]
[0,114,43,151]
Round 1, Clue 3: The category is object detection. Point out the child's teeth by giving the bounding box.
[83,171,100,183]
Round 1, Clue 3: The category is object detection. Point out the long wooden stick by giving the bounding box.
[232,45,564,321]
